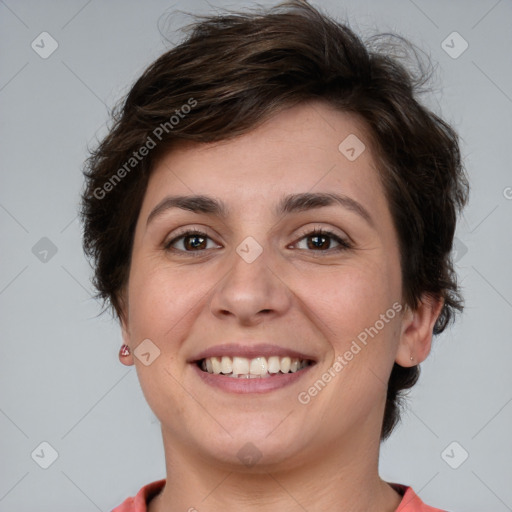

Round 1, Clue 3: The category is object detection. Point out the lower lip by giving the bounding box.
[191,363,315,394]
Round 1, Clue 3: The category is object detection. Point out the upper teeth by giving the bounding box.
[200,356,310,378]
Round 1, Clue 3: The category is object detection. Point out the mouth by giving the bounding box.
[188,343,317,393]
[196,355,314,379]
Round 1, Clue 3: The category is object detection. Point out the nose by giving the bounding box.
[209,245,292,326]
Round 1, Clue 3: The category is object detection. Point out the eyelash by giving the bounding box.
[164,227,352,256]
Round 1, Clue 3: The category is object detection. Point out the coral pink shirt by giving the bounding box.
[111,479,449,511]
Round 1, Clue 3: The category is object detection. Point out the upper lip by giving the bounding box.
[188,343,317,363]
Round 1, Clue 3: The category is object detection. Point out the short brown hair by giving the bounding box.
[81,0,469,441]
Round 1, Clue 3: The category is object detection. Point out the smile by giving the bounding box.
[189,343,317,393]
[198,355,313,378]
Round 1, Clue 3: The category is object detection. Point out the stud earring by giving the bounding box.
[119,344,131,357]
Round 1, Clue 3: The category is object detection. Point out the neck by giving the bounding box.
[148,423,402,512]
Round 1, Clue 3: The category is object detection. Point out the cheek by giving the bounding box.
[298,261,400,344]
[126,257,216,343]
[296,266,401,393]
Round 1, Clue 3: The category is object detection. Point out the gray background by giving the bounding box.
[1,0,511,511]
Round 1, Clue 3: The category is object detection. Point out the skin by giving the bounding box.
[119,100,443,512]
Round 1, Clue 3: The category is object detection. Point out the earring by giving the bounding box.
[119,344,131,357]
[410,354,414,362]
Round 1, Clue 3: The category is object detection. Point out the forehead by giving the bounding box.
[143,101,384,214]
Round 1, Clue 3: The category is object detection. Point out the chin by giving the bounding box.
[191,422,311,471]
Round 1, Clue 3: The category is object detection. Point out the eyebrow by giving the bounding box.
[146,192,373,227]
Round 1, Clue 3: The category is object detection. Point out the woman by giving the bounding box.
[81,1,469,510]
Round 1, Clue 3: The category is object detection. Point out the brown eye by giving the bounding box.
[165,230,220,253]
[295,229,351,252]
[307,233,331,250]
[182,234,207,250]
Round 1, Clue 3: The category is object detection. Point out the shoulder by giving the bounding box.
[111,479,166,512]
[393,484,450,512]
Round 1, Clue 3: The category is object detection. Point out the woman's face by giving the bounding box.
[121,100,411,469]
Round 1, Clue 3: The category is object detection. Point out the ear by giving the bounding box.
[118,303,135,367]
[395,294,444,367]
